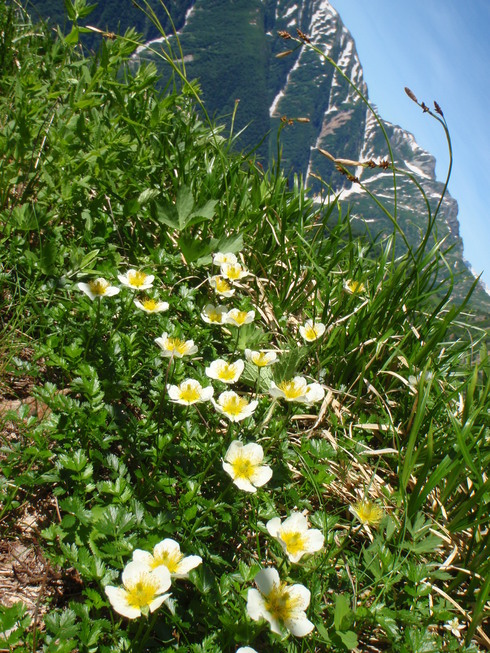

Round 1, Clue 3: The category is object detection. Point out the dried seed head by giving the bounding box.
[295,117,310,123]
[433,100,444,116]
[378,160,391,170]
[404,87,418,103]
[347,174,359,183]
[366,160,377,168]
[296,28,311,43]
[278,30,292,39]
[421,102,429,113]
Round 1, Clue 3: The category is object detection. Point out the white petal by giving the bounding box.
[254,568,280,595]
[304,383,325,403]
[304,529,325,552]
[174,555,202,578]
[223,440,243,463]
[250,464,272,488]
[266,517,282,538]
[240,442,264,464]
[285,614,314,637]
[153,538,180,559]
[200,386,214,401]
[105,586,141,619]
[246,588,267,622]
[233,477,257,493]
[167,385,181,401]
[131,549,153,568]
[282,512,309,532]
[148,592,171,613]
[287,584,311,611]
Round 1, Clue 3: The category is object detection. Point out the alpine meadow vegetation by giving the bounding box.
[0,1,489,652]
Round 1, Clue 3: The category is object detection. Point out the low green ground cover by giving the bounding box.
[0,2,488,651]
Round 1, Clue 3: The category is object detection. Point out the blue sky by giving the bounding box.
[330,0,490,288]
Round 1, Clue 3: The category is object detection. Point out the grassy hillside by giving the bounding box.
[1,3,489,652]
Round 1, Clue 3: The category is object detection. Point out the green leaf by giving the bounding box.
[178,233,212,264]
[63,26,80,46]
[334,593,352,631]
[153,199,179,230]
[176,185,195,229]
[337,630,358,650]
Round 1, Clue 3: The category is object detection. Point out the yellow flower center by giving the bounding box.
[142,299,158,311]
[353,501,384,526]
[221,395,248,416]
[231,454,255,480]
[215,277,232,293]
[126,574,160,609]
[178,383,202,403]
[217,364,237,381]
[166,338,189,355]
[88,279,109,295]
[128,270,148,288]
[264,583,299,623]
[206,308,224,323]
[151,549,184,574]
[304,325,319,340]
[229,311,249,325]
[223,263,243,280]
[278,380,305,399]
[252,352,269,366]
[348,280,365,293]
[280,530,307,556]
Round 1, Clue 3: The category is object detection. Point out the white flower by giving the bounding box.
[213,251,238,266]
[132,538,202,579]
[209,275,235,298]
[247,568,314,637]
[222,441,272,493]
[245,349,278,367]
[225,308,255,327]
[212,390,258,422]
[134,298,169,313]
[270,377,308,402]
[104,560,171,619]
[201,304,229,324]
[269,377,324,404]
[236,648,258,653]
[220,261,250,282]
[443,617,465,639]
[266,513,324,563]
[167,379,213,405]
[344,279,365,294]
[205,359,244,384]
[299,319,326,342]
[118,269,155,290]
[77,278,120,300]
[155,333,198,358]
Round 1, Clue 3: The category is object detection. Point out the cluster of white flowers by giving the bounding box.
[105,538,201,619]
[84,251,330,644]
[77,269,170,314]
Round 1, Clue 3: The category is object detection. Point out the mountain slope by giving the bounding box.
[30,0,490,313]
